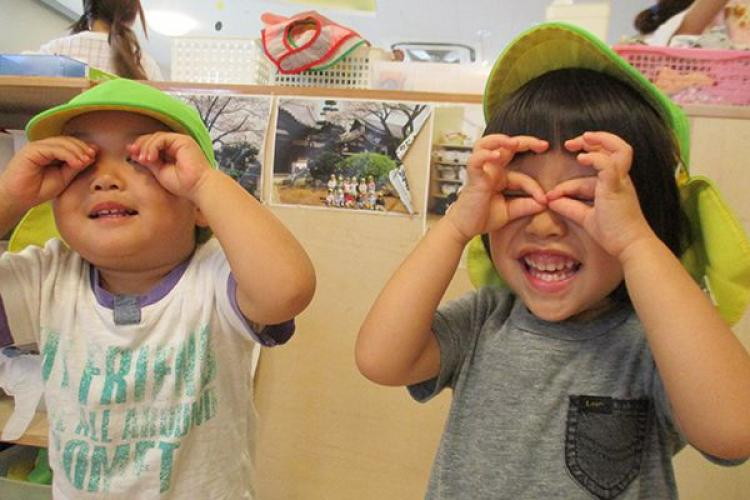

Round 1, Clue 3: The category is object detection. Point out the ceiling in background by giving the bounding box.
[37,0,652,73]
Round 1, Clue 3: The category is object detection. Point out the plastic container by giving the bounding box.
[614,44,750,106]
[0,54,86,78]
[271,45,383,89]
[171,37,270,85]
[370,61,489,94]
[0,445,52,500]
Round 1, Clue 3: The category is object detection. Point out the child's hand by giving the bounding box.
[126,132,212,201]
[546,131,655,258]
[445,134,548,242]
[0,137,96,213]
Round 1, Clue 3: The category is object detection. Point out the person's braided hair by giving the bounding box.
[70,0,149,79]
[634,0,695,34]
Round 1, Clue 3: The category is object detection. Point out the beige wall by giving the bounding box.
[256,104,750,499]
[0,0,69,53]
[673,114,750,500]
[255,107,451,499]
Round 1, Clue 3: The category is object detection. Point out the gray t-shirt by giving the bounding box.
[409,287,708,499]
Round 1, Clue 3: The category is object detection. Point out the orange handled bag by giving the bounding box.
[261,10,368,75]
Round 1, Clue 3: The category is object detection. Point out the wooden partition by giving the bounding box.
[253,97,464,499]
[256,101,750,500]
[669,108,750,500]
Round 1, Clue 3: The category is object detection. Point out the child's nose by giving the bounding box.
[89,160,124,192]
[524,208,567,239]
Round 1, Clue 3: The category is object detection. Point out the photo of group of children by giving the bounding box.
[323,174,386,211]
[271,97,431,215]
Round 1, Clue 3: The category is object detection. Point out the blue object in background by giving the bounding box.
[0,54,86,77]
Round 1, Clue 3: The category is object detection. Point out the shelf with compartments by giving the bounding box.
[0,396,48,448]
[0,76,483,131]
[429,144,470,214]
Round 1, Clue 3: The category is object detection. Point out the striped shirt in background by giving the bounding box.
[38,31,163,80]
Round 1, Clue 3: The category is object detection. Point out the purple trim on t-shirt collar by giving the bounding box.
[89,258,191,309]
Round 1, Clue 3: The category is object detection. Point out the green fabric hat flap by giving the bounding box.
[469,22,750,325]
[9,78,215,254]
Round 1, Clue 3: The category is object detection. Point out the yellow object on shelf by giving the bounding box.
[280,0,376,13]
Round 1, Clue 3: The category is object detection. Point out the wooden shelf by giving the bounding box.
[0,396,48,448]
[153,80,484,104]
[681,103,750,120]
[433,161,468,167]
[0,76,483,131]
[2,76,742,132]
[0,76,91,130]
[433,143,473,150]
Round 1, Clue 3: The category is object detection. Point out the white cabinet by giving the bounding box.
[429,143,470,215]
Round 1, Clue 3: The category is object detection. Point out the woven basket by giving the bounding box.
[614,44,750,106]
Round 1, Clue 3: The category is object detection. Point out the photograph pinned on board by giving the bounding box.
[171,93,272,200]
[271,97,431,215]
[427,104,484,220]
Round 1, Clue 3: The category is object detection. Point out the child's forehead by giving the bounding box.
[62,110,171,139]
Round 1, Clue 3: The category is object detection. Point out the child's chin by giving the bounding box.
[528,299,616,323]
[528,307,573,322]
[523,300,582,323]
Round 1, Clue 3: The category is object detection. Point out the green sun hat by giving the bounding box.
[482,22,691,164]
[9,78,215,253]
[468,22,750,325]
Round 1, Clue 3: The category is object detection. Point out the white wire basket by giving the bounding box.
[271,45,376,89]
[170,37,271,85]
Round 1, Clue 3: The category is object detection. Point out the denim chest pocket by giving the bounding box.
[565,395,652,499]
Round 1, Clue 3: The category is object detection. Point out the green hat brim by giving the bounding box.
[26,79,216,165]
[28,104,188,142]
[483,22,690,165]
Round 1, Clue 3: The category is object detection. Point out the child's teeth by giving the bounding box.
[524,254,579,281]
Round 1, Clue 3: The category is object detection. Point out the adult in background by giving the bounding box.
[38,0,162,80]
[634,0,732,45]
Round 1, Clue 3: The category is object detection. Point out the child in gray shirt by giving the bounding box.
[357,23,750,499]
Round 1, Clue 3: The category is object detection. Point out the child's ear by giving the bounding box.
[194,206,209,227]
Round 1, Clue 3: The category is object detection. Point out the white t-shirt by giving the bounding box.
[38,31,163,80]
[0,238,293,499]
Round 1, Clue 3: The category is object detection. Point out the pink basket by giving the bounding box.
[613,45,750,106]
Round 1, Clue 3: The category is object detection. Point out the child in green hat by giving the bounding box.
[357,23,750,498]
[0,79,315,498]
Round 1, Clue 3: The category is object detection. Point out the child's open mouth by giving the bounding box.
[521,253,581,283]
[88,204,138,219]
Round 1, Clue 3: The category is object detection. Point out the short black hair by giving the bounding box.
[481,68,689,301]
[634,0,695,35]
